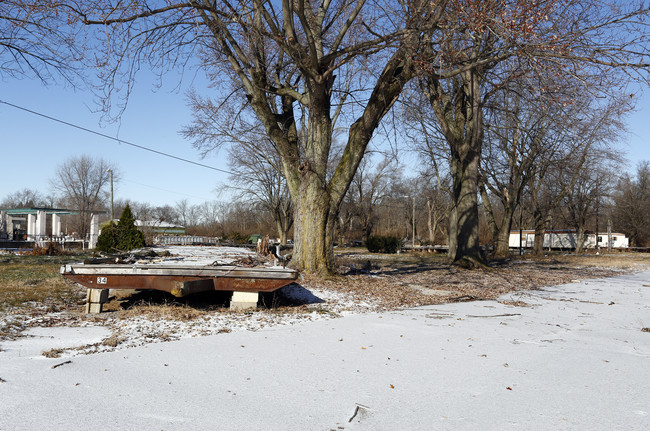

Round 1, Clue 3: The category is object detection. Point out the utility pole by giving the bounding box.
[519,207,523,255]
[108,169,114,224]
[412,196,416,249]
[549,215,552,253]
[596,180,600,256]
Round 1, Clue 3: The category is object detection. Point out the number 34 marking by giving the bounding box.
[97,277,108,285]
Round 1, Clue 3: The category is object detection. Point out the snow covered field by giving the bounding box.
[1,270,649,430]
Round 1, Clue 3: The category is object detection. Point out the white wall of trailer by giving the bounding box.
[509,231,629,250]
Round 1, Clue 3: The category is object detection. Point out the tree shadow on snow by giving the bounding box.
[107,283,324,312]
[259,283,325,308]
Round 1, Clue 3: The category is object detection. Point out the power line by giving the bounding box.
[121,178,216,201]
[0,99,239,177]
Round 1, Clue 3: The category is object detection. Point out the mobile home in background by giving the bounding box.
[509,230,629,251]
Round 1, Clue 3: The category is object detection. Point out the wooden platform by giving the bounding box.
[60,263,299,313]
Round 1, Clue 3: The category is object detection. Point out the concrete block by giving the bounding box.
[86,302,104,314]
[230,291,259,311]
[85,288,109,314]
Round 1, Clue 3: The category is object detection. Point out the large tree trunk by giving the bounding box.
[426,69,486,268]
[575,224,586,253]
[448,140,483,266]
[290,97,334,272]
[494,206,515,258]
[292,175,334,273]
[532,211,550,255]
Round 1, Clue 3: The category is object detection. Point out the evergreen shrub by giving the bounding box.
[96,204,145,253]
[366,235,401,253]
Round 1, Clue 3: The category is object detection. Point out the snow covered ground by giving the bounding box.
[1,271,650,430]
[131,245,259,266]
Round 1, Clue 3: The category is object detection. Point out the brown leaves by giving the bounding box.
[305,254,618,312]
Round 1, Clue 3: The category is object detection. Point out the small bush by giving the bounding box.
[96,223,117,253]
[366,236,401,253]
[96,204,145,253]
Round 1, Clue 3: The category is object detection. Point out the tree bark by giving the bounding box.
[426,69,486,267]
[494,208,514,258]
[575,224,586,253]
[532,211,550,255]
[480,181,516,259]
[448,139,483,265]
[292,180,334,273]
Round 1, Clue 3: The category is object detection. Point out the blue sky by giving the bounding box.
[0,73,647,208]
[1,73,233,208]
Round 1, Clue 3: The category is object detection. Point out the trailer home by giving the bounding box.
[509,230,629,250]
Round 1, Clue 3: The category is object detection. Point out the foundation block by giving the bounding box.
[230,291,259,311]
[85,288,109,314]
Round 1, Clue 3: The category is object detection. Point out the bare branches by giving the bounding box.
[0,1,83,83]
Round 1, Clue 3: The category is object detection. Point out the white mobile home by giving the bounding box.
[509,230,629,250]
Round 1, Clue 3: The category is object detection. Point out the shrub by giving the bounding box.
[366,235,401,253]
[96,204,145,253]
[96,223,117,253]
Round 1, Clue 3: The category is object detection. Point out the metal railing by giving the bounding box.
[154,235,221,246]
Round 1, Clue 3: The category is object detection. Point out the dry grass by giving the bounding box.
[102,334,125,347]
[527,252,650,269]
[118,302,212,320]
[0,254,88,314]
[42,348,64,358]
[314,251,649,310]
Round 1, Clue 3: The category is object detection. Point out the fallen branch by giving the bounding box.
[466,313,521,318]
[348,405,360,423]
[51,360,72,369]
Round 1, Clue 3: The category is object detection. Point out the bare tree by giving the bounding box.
[69,1,447,274]
[0,188,48,208]
[349,156,400,241]
[197,200,224,236]
[225,136,293,244]
[174,199,200,229]
[51,155,115,239]
[478,73,629,258]
[612,162,650,247]
[415,1,649,266]
[152,205,178,223]
[421,177,451,244]
[560,159,618,253]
